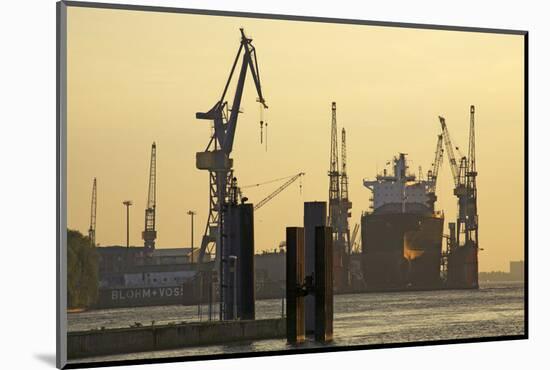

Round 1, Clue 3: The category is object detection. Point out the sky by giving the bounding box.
[66,7,524,272]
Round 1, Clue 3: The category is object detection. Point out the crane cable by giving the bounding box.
[241,173,301,189]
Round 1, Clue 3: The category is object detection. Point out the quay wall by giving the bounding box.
[67,318,285,359]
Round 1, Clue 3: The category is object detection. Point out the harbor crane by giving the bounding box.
[438,106,479,288]
[195,28,267,265]
[327,102,351,289]
[340,127,352,285]
[88,178,97,247]
[328,102,341,235]
[465,106,479,250]
[341,127,352,254]
[142,142,157,253]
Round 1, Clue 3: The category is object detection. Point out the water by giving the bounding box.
[68,281,524,363]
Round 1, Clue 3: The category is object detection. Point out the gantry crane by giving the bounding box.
[88,178,97,247]
[142,142,157,253]
[195,28,267,267]
[253,172,305,211]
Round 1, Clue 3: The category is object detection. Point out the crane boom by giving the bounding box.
[143,142,157,252]
[427,134,444,193]
[88,177,97,246]
[196,28,267,155]
[432,134,444,182]
[350,223,359,252]
[439,116,461,187]
[254,172,304,211]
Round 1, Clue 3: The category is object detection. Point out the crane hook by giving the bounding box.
[259,101,264,144]
[260,120,264,144]
[265,122,268,152]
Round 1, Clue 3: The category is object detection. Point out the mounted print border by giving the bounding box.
[57,1,528,368]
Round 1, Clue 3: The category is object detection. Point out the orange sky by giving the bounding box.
[66,7,524,272]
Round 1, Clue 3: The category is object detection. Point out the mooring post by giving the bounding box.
[304,202,327,333]
[315,226,333,343]
[286,227,305,343]
[286,203,333,344]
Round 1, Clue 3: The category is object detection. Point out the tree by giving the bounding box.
[67,229,99,308]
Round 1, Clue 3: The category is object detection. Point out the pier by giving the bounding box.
[67,318,285,359]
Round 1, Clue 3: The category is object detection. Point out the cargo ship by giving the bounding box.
[361,153,444,291]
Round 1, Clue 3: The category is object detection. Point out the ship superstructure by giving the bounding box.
[364,153,437,215]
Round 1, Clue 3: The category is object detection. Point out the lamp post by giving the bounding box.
[187,210,196,263]
[123,200,133,248]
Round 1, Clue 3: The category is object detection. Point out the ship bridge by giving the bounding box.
[364,153,432,213]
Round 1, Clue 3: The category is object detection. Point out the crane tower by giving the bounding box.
[327,102,350,290]
[340,127,352,285]
[142,142,157,253]
[88,177,97,247]
[328,102,340,231]
[340,127,352,252]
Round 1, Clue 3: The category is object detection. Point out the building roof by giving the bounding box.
[97,246,197,257]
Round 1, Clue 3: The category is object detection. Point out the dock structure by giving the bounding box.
[68,318,285,359]
[286,202,334,344]
[304,202,327,333]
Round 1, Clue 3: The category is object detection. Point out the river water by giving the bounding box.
[68,281,524,363]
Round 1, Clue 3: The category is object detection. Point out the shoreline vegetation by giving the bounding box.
[68,229,99,310]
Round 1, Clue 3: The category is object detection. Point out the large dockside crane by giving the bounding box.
[142,142,157,253]
[341,128,352,254]
[438,106,479,288]
[195,28,267,265]
[195,28,267,321]
[465,106,479,254]
[88,178,97,247]
[340,127,352,285]
[328,102,341,236]
[327,102,351,290]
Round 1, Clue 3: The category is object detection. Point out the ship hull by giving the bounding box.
[361,212,444,290]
